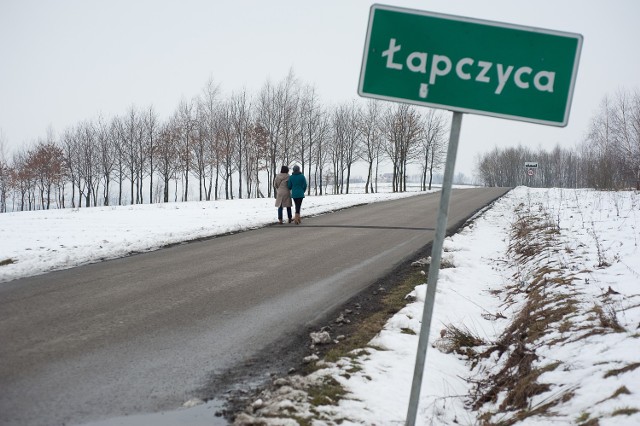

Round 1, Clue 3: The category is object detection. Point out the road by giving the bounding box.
[0,188,509,425]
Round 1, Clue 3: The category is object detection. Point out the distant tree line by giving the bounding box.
[0,71,449,213]
[476,88,640,189]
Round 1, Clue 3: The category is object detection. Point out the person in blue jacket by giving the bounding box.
[287,165,307,225]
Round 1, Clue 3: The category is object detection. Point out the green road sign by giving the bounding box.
[358,4,583,126]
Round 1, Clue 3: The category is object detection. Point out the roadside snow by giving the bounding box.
[0,190,426,283]
[238,187,640,425]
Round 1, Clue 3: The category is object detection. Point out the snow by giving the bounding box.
[302,187,639,426]
[236,187,640,425]
[2,186,639,425]
[0,189,425,283]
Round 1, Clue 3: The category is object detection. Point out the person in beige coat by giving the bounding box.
[273,166,293,224]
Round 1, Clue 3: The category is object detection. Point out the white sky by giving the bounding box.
[1,0,639,176]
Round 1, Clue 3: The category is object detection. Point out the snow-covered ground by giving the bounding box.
[2,187,639,425]
[0,188,427,283]
[237,187,640,425]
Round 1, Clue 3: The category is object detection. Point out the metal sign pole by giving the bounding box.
[406,111,463,426]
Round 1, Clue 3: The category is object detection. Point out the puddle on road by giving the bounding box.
[81,399,228,426]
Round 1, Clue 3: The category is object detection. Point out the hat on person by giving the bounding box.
[293,165,301,173]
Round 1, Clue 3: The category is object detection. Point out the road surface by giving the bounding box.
[0,188,509,425]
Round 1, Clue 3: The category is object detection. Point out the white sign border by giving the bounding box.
[358,3,584,127]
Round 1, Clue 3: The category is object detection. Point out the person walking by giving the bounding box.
[273,166,293,224]
[287,165,307,225]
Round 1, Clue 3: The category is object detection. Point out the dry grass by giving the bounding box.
[321,271,425,365]
[0,258,15,266]
[306,376,346,407]
[440,325,485,353]
[604,362,640,378]
[611,407,639,416]
[593,304,626,333]
[472,206,580,423]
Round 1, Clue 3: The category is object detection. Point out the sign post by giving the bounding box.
[358,4,582,425]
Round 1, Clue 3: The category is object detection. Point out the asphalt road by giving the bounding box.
[0,188,509,425]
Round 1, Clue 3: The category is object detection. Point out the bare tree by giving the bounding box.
[278,69,300,168]
[418,109,447,190]
[330,104,347,194]
[329,101,363,194]
[230,89,251,199]
[109,116,127,205]
[298,85,330,195]
[78,121,99,207]
[256,80,282,197]
[217,100,237,199]
[155,119,180,203]
[610,89,640,189]
[0,130,9,212]
[142,105,159,204]
[359,99,383,193]
[10,149,32,211]
[247,121,269,198]
[192,78,222,200]
[29,135,65,210]
[192,103,210,201]
[175,99,198,201]
[61,128,79,207]
[96,115,116,206]
[256,71,299,196]
[120,106,144,204]
[382,104,422,192]
[343,101,363,194]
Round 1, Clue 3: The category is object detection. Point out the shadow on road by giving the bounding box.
[276,224,435,231]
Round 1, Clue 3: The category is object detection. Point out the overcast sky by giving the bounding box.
[1,0,638,177]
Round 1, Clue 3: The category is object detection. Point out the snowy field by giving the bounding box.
[0,188,429,283]
[239,187,640,425]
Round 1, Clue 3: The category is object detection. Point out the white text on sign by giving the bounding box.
[382,38,556,96]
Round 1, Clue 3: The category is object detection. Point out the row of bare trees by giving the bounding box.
[476,88,640,189]
[0,72,449,212]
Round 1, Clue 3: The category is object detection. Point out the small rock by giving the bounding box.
[251,399,264,409]
[336,335,346,340]
[335,314,351,324]
[411,257,430,267]
[233,413,258,424]
[315,360,328,368]
[303,354,319,363]
[182,398,204,408]
[288,367,296,374]
[310,331,332,345]
[274,378,289,387]
[344,309,353,315]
